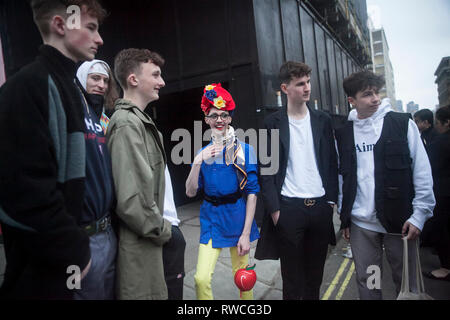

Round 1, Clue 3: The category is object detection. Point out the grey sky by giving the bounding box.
[366,0,450,110]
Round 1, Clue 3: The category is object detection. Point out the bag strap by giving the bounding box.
[400,237,427,294]
[399,237,410,293]
[414,238,426,294]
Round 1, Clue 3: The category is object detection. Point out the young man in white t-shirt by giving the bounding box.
[256,61,338,300]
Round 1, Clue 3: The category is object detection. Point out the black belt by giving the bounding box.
[281,195,325,207]
[83,214,111,237]
[204,191,242,206]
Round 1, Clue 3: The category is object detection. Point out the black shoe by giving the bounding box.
[423,271,450,282]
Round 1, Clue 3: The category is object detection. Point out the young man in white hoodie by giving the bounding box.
[335,71,435,299]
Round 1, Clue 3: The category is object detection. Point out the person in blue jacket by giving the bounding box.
[185,83,260,300]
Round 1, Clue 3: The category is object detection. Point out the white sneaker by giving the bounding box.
[342,246,353,259]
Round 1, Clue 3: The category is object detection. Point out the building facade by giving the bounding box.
[435,56,450,107]
[396,99,404,112]
[370,28,397,109]
[1,0,370,209]
[407,101,419,115]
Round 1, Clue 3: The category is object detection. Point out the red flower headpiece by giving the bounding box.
[200,83,236,115]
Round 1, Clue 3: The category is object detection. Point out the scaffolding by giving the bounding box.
[303,0,371,66]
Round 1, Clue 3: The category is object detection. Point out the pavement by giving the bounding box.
[177,200,341,300]
[0,200,337,300]
[177,201,450,300]
[1,200,449,300]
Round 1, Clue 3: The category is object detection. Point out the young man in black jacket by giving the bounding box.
[425,105,450,281]
[255,61,338,300]
[414,108,439,154]
[0,0,106,299]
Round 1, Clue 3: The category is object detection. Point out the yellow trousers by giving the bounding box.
[194,239,253,300]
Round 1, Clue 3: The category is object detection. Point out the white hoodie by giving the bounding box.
[349,98,435,233]
[76,59,110,91]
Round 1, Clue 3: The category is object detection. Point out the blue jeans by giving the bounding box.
[74,225,117,300]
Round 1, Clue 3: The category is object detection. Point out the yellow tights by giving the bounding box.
[194,239,253,300]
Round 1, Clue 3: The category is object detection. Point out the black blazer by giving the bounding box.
[428,130,450,198]
[255,106,338,260]
[421,127,440,155]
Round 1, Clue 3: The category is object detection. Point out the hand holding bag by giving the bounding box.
[397,237,434,300]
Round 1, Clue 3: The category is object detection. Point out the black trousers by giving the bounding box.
[162,225,186,300]
[0,225,73,300]
[434,197,450,269]
[276,196,333,300]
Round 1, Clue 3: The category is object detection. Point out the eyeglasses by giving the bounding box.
[205,113,230,121]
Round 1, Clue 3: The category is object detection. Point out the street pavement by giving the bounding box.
[178,201,449,300]
[0,200,449,300]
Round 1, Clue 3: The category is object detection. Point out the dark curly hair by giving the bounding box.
[278,61,312,85]
[414,109,435,128]
[435,104,450,125]
[343,71,385,98]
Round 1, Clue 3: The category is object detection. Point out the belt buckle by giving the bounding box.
[98,216,109,231]
[304,199,316,207]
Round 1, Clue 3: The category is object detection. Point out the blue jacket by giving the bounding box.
[198,141,260,248]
